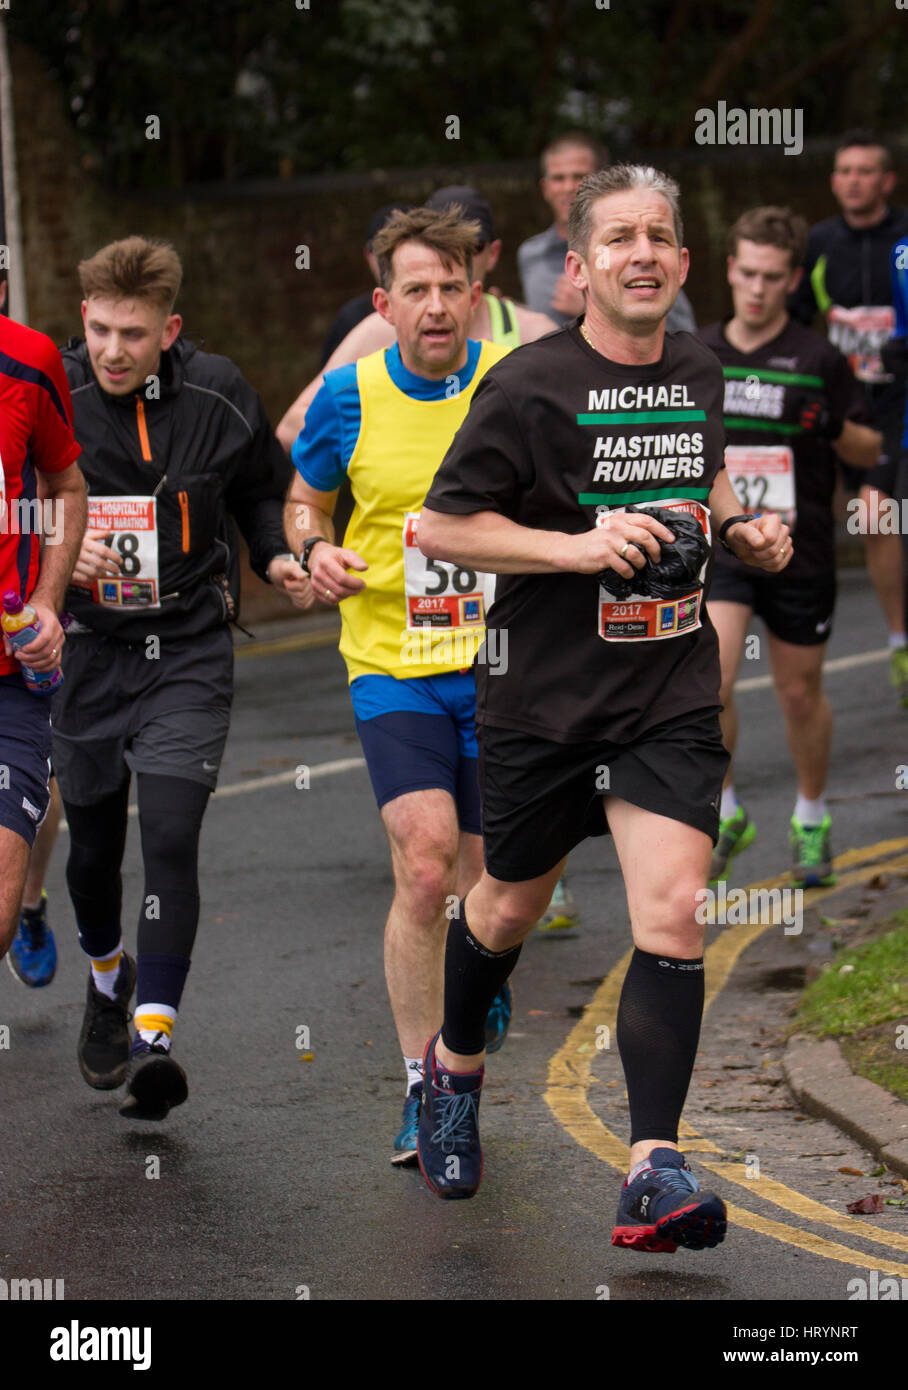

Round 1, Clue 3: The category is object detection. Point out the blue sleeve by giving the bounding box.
[892,241,908,339]
[290,365,360,491]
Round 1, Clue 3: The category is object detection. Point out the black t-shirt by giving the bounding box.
[423,322,727,744]
[698,318,866,578]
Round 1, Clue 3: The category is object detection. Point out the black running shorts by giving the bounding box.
[708,566,836,647]
[51,627,233,806]
[477,707,728,882]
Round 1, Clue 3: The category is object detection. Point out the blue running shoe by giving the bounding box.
[7,892,57,988]
[612,1147,727,1252]
[417,1032,483,1199]
[484,981,512,1054]
[391,1084,422,1167]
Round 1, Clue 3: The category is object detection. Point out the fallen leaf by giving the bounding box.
[527,1010,551,1016]
[867,873,888,890]
[885,1199,908,1208]
[870,1164,887,1177]
[298,1052,314,1062]
[838,1167,864,1176]
[847,1194,885,1214]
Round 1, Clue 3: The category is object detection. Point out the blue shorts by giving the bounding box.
[0,674,52,848]
[351,672,480,833]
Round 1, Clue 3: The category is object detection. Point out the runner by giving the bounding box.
[55,236,308,1120]
[278,186,579,933]
[416,165,790,1251]
[517,130,697,333]
[0,270,69,989]
[0,310,85,969]
[701,208,881,888]
[283,206,512,1166]
[889,231,908,660]
[789,130,908,702]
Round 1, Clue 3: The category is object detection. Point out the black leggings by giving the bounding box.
[65,773,210,958]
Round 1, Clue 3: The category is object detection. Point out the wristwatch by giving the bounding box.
[299,536,327,575]
[718,513,757,554]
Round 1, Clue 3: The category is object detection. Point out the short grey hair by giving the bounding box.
[567,164,684,259]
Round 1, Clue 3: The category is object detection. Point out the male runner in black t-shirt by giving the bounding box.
[701,208,881,889]
[416,165,790,1252]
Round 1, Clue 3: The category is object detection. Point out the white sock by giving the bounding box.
[720,785,738,819]
[89,941,124,1000]
[404,1056,424,1095]
[795,794,827,826]
[889,633,907,649]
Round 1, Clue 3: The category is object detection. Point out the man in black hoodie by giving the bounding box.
[789,131,908,699]
[55,236,308,1120]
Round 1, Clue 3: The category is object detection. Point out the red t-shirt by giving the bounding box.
[0,316,81,677]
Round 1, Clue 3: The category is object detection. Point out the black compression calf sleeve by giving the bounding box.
[65,781,131,957]
[136,774,210,958]
[440,902,522,1057]
[616,946,705,1146]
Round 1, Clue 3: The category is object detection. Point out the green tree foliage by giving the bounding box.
[8,0,906,190]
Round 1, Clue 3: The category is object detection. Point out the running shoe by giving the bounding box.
[484,981,512,1054]
[790,814,835,888]
[611,1147,727,1252]
[417,1031,483,1199]
[119,1034,188,1121]
[7,891,57,987]
[536,874,581,932]
[77,953,136,1090]
[391,1084,422,1167]
[708,804,756,883]
[890,646,908,708]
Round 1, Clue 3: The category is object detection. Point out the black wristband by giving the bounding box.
[299,535,327,575]
[718,513,756,554]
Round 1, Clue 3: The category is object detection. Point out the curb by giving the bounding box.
[783,1035,908,1178]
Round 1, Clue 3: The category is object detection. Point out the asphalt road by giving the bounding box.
[3,569,907,1308]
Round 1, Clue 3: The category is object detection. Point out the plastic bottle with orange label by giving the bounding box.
[1,591,64,695]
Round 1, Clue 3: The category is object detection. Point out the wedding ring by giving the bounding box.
[324,588,332,599]
[620,542,630,558]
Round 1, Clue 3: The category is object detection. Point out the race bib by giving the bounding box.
[724,445,795,528]
[827,305,895,384]
[86,496,160,608]
[596,498,711,643]
[402,512,494,631]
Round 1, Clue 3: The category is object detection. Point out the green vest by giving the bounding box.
[485,293,522,347]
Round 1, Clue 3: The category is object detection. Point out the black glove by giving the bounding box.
[596,505,710,602]
[881,335,908,385]
[799,398,844,442]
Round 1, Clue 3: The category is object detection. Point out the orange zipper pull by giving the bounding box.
[135,398,152,461]
[178,490,190,552]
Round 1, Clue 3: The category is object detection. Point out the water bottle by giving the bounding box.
[1,590,64,695]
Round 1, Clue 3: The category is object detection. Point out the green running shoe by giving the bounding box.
[535,874,580,933]
[708,804,756,883]
[890,647,908,709]
[790,814,835,888]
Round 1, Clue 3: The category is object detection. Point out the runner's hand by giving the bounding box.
[267,555,318,612]
[569,510,676,579]
[724,513,792,573]
[71,529,123,587]
[307,543,368,604]
[3,599,64,671]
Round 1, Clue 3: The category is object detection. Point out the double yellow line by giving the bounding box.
[544,837,908,1275]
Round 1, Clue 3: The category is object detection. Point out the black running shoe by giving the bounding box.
[119,1035,188,1121]
[77,954,136,1090]
[417,1031,483,1199]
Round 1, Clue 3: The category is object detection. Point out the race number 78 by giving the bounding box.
[100,532,142,576]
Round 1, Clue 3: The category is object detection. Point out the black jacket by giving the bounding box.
[62,337,291,642]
